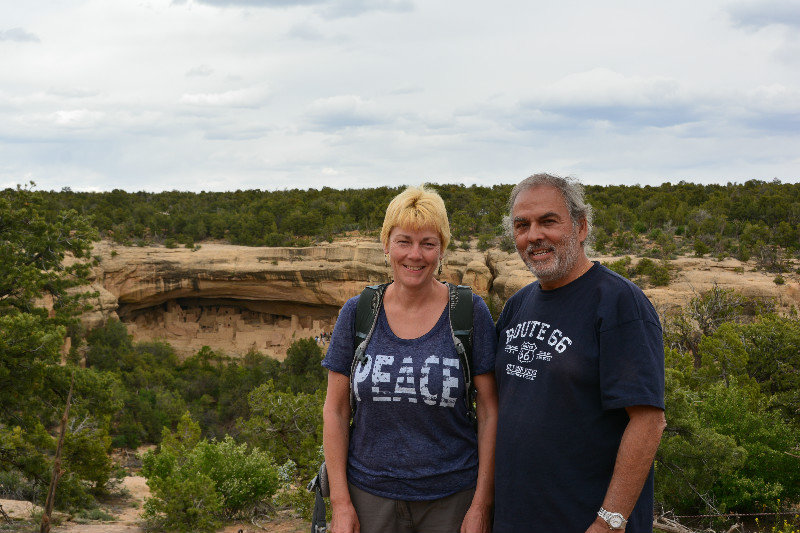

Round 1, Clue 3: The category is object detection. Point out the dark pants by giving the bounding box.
[348,482,475,533]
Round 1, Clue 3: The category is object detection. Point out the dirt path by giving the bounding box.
[47,476,306,533]
[52,476,148,533]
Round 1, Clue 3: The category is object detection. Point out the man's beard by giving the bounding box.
[521,228,581,285]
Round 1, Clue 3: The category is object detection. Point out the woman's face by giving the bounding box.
[385,226,442,290]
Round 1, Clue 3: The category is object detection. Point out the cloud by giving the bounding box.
[185,64,214,77]
[182,0,320,6]
[727,0,800,29]
[739,84,800,132]
[179,87,269,108]
[304,95,387,130]
[285,22,327,40]
[181,0,413,18]
[0,27,40,42]
[517,69,700,130]
[317,0,413,18]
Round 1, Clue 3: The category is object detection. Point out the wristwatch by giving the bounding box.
[597,507,627,530]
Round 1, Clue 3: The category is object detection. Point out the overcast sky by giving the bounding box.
[2,0,799,192]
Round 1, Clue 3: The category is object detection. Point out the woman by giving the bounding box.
[322,186,498,533]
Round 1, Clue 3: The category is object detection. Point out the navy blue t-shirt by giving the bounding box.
[323,286,497,501]
[493,263,665,533]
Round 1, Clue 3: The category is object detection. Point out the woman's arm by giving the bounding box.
[460,372,498,533]
[323,370,360,533]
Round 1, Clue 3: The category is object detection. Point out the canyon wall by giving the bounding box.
[85,240,800,359]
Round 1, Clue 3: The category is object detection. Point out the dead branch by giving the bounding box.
[40,373,74,533]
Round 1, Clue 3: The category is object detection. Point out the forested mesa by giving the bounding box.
[1,182,799,533]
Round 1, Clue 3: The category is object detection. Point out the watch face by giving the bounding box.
[609,515,623,528]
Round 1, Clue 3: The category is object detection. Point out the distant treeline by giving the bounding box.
[30,180,800,263]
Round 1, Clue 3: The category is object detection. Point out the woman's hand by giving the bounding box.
[460,502,492,533]
[460,372,498,533]
[329,500,360,533]
[323,370,360,533]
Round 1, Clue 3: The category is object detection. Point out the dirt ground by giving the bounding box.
[1,476,306,533]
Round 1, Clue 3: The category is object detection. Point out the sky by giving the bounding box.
[1,0,799,192]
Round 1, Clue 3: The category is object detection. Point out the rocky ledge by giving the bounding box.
[82,240,800,359]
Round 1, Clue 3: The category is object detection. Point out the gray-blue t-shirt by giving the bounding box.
[322,287,497,501]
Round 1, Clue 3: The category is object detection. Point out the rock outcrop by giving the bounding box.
[84,240,800,359]
[88,240,500,358]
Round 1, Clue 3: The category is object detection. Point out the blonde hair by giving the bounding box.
[380,185,451,251]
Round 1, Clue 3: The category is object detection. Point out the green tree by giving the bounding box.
[239,381,324,475]
[281,338,326,394]
[0,184,122,509]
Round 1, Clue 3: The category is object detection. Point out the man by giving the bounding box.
[493,174,666,532]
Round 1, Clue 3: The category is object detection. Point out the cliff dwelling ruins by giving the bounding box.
[120,297,339,359]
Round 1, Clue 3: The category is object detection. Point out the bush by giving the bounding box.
[142,470,221,533]
[281,338,326,394]
[239,381,324,476]
[477,233,493,251]
[694,239,710,257]
[603,256,632,278]
[612,231,636,253]
[657,312,800,519]
[142,413,279,531]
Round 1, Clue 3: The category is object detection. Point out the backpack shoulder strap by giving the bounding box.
[353,284,386,360]
[349,283,389,415]
[450,284,474,359]
[447,283,477,426]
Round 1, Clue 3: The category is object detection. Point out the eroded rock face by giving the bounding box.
[86,241,800,359]
[89,240,499,358]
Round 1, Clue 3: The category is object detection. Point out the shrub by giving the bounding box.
[603,256,632,279]
[649,263,671,286]
[142,413,279,531]
[612,231,635,253]
[694,239,710,257]
[142,470,221,533]
[191,436,279,518]
[281,338,326,394]
[239,381,324,475]
[477,234,493,251]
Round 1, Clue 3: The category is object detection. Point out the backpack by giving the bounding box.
[308,282,477,533]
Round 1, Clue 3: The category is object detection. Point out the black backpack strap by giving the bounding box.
[350,283,389,417]
[448,283,476,426]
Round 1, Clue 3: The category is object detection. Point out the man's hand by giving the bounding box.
[586,515,624,532]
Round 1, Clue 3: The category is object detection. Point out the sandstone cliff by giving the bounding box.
[85,240,800,359]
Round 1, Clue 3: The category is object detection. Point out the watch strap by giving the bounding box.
[597,507,627,530]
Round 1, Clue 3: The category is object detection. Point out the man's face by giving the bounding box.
[511,184,587,290]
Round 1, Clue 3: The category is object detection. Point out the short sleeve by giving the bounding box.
[598,318,665,411]
[322,296,359,375]
[471,294,498,375]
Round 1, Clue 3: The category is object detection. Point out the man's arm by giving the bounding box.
[586,405,666,532]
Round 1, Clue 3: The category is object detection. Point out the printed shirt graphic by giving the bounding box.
[323,289,496,501]
[493,263,665,533]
